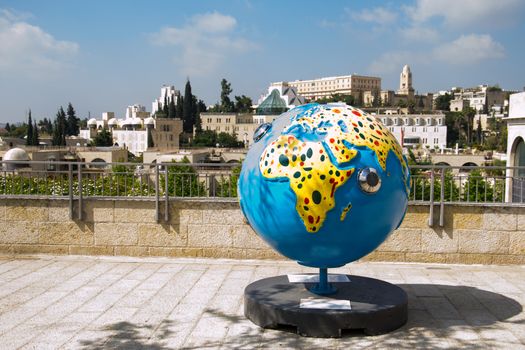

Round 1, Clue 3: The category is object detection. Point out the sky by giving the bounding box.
[0,0,524,123]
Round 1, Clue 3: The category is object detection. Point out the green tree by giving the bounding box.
[26,110,33,146]
[463,107,476,146]
[163,95,169,116]
[92,128,113,146]
[175,96,183,118]
[434,93,452,111]
[52,107,67,146]
[32,121,39,146]
[162,158,206,197]
[216,164,241,197]
[234,95,253,113]
[4,123,10,133]
[66,102,79,136]
[183,80,193,132]
[193,130,217,147]
[397,99,407,108]
[220,79,234,112]
[38,118,53,135]
[168,98,176,119]
[217,132,243,148]
[194,99,206,134]
[418,96,425,109]
[462,170,503,202]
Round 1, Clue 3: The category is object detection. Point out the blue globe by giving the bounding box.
[238,103,410,268]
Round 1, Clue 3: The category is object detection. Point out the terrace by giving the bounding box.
[0,160,523,347]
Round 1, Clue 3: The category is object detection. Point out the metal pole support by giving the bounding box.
[428,170,435,226]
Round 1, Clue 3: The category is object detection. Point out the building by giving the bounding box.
[380,65,433,110]
[200,113,259,145]
[150,118,183,151]
[377,112,447,149]
[152,85,180,115]
[450,85,507,112]
[505,91,525,202]
[78,104,183,155]
[126,104,150,120]
[273,74,381,101]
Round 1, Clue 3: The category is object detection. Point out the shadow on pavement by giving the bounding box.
[77,284,523,349]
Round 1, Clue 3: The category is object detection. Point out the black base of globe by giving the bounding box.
[244,274,408,338]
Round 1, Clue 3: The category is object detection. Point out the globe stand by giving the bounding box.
[244,274,408,338]
[308,268,337,295]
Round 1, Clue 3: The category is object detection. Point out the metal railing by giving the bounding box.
[410,165,525,227]
[1,160,524,224]
[0,160,240,222]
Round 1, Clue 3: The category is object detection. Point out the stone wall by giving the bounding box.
[0,198,523,264]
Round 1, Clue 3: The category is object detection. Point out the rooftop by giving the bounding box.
[0,255,523,349]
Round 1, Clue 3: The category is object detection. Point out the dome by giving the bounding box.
[144,117,155,125]
[87,118,97,126]
[3,147,29,161]
[108,118,118,126]
[120,119,131,125]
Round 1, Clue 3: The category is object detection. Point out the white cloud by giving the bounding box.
[405,0,525,27]
[434,34,505,64]
[0,9,78,73]
[369,34,505,74]
[399,26,439,42]
[150,12,257,76]
[349,7,397,24]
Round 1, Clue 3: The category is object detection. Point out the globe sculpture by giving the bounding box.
[239,103,410,270]
[240,103,411,336]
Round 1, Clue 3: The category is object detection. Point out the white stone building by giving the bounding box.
[450,85,507,112]
[505,91,525,202]
[152,85,181,115]
[273,74,381,101]
[377,113,447,150]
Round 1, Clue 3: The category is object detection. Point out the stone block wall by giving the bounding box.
[0,198,523,264]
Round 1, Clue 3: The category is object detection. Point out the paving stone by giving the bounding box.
[0,255,522,349]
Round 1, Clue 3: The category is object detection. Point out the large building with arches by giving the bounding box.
[505,92,525,202]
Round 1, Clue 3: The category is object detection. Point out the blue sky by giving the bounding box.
[0,0,524,123]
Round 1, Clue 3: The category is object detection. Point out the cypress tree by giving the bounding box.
[176,95,183,118]
[26,110,33,146]
[32,121,39,146]
[52,106,67,146]
[168,98,176,119]
[163,95,168,115]
[5,123,10,133]
[66,102,79,136]
[194,100,203,134]
[183,80,193,133]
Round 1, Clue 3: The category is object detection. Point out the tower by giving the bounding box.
[398,64,414,97]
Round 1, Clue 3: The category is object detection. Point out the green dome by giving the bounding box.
[257,89,288,115]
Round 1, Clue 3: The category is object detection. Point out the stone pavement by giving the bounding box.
[0,255,524,349]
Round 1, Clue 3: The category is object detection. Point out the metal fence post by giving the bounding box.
[155,164,160,223]
[68,163,73,220]
[77,164,83,220]
[164,165,169,222]
[439,167,445,227]
[428,170,435,226]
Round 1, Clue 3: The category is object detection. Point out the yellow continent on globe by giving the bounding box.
[259,104,408,233]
